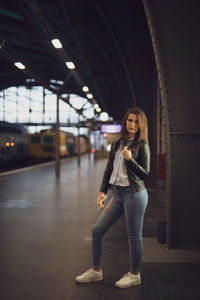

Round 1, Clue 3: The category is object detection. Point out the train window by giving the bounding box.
[31,136,41,144]
[43,145,54,152]
[44,136,53,144]
[66,137,74,144]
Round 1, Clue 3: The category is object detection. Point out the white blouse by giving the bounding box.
[109,142,130,186]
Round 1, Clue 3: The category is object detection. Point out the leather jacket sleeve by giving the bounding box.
[99,142,115,193]
[125,142,150,180]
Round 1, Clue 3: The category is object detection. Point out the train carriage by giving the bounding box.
[0,123,90,170]
[27,130,76,159]
[0,121,27,169]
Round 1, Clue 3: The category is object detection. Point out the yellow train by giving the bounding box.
[27,129,89,160]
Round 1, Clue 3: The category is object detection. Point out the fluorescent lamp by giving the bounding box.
[100,112,109,121]
[66,61,75,69]
[51,39,62,49]
[82,86,89,92]
[25,78,35,82]
[14,62,25,70]
[87,93,93,99]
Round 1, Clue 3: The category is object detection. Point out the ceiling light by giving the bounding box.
[14,62,25,70]
[82,86,89,92]
[87,93,93,99]
[96,107,101,112]
[100,112,109,121]
[25,78,35,83]
[57,80,64,84]
[94,104,99,109]
[51,39,63,49]
[66,61,75,69]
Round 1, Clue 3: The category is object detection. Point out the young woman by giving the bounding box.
[75,106,150,288]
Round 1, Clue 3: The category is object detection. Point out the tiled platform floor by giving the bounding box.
[0,155,200,300]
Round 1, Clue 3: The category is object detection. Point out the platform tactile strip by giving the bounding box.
[142,238,200,262]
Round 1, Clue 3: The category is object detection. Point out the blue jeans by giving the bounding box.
[92,186,148,272]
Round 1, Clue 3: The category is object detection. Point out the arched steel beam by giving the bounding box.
[92,0,137,106]
[56,0,108,112]
[0,47,87,118]
[81,28,125,115]
[142,0,172,247]
[21,0,94,108]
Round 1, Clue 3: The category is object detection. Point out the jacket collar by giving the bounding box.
[115,137,136,149]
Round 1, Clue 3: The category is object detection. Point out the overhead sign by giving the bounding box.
[101,124,121,133]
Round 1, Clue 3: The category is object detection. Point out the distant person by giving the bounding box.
[75,107,150,288]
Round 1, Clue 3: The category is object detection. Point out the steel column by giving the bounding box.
[143,0,200,248]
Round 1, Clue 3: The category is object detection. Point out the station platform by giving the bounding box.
[0,155,200,300]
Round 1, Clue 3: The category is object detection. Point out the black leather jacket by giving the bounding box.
[100,138,150,193]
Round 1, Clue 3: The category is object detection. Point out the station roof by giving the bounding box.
[0,0,154,121]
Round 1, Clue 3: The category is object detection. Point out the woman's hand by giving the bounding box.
[97,192,105,209]
[122,146,132,161]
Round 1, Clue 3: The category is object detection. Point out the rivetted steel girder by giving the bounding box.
[143,0,200,248]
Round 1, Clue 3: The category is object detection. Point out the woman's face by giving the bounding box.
[126,113,139,138]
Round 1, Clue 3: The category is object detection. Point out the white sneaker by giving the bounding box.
[115,272,141,288]
[75,268,103,283]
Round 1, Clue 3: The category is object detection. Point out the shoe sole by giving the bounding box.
[115,279,141,288]
[75,277,103,284]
